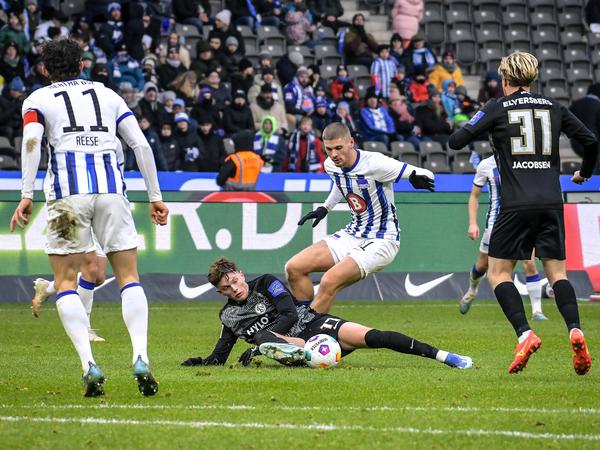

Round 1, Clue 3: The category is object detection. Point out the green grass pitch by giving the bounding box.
[1,299,599,449]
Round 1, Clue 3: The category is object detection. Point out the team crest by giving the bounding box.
[255,303,267,314]
[346,193,367,213]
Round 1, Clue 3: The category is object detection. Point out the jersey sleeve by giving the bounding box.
[20,97,45,199]
[472,161,488,187]
[372,152,433,183]
[449,99,499,149]
[260,274,299,335]
[560,105,597,145]
[322,185,344,210]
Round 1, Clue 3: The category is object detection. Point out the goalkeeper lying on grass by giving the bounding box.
[182,257,473,369]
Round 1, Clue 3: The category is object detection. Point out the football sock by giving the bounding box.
[470,264,486,288]
[494,281,531,337]
[77,277,95,318]
[365,329,438,359]
[526,274,543,314]
[55,291,95,372]
[121,283,149,365]
[47,281,57,296]
[552,279,581,331]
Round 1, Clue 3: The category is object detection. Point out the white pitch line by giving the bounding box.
[0,415,599,442]
[1,403,599,416]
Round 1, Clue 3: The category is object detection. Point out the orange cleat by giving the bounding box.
[508,331,542,374]
[570,329,591,376]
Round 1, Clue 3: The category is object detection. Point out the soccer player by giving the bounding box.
[9,39,169,396]
[181,257,473,369]
[448,51,597,374]
[284,122,434,314]
[460,156,548,321]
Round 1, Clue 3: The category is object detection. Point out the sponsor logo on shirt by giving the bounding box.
[255,302,267,314]
[346,192,367,213]
[267,280,287,297]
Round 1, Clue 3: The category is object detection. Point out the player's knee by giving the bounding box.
[284,259,302,280]
[95,273,106,286]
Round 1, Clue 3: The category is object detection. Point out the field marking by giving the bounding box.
[0,415,599,442]
[1,403,599,416]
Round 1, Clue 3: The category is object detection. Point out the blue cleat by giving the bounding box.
[443,353,473,369]
[133,356,158,396]
[82,362,105,397]
[259,342,306,366]
[532,312,549,321]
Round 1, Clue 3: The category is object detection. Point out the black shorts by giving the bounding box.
[488,208,565,260]
[297,314,348,342]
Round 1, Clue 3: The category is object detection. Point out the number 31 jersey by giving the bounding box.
[22,79,132,200]
[462,89,596,211]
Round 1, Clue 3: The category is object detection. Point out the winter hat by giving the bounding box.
[262,66,274,76]
[107,2,121,13]
[200,86,212,96]
[296,66,309,76]
[238,58,253,71]
[225,36,239,47]
[160,90,176,103]
[8,76,26,92]
[197,40,212,54]
[442,49,455,59]
[143,82,158,94]
[142,55,157,68]
[233,130,254,151]
[233,89,246,99]
[259,51,272,61]
[365,86,379,101]
[336,101,350,113]
[81,51,94,61]
[174,112,190,123]
[173,98,186,108]
[428,86,441,97]
[119,81,134,93]
[411,31,425,43]
[455,85,468,96]
[288,51,304,66]
[197,111,213,125]
[315,98,328,108]
[215,9,232,26]
[260,83,273,93]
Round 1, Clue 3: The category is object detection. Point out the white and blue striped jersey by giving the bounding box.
[473,156,501,229]
[322,150,418,241]
[20,79,158,201]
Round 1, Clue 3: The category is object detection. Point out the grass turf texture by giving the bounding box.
[0,299,599,449]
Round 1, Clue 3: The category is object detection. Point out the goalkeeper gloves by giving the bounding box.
[181,354,223,366]
[238,346,261,366]
[408,170,435,192]
[298,206,328,227]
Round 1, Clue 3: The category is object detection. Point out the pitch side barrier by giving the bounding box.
[0,172,596,302]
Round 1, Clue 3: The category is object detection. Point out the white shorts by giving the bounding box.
[46,193,138,255]
[324,230,400,278]
[479,227,492,254]
[86,231,106,258]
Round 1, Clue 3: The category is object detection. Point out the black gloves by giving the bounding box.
[181,354,223,366]
[238,346,261,366]
[298,206,328,227]
[408,170,435,192]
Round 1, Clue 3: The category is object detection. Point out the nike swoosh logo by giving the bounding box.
[179,276,214,299]
[94,277,115,291]
[513,274,548,296]
[405,273,453,297]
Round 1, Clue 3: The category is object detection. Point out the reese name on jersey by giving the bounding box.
[76,136,99,146]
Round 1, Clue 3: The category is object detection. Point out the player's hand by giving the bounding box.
[468,224,480,240]
[238,346,260,366]
[298,206,328,227]
[181,356,204,366]
[571,170,587,185]
[9,198,33,232]
[150,201,169,226]
[408,170,435,192]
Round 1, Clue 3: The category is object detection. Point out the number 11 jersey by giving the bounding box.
[462,89,596,211]
[22,79,133,201]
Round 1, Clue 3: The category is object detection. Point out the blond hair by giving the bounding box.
[498,51,539,87]
[322,122,351,141]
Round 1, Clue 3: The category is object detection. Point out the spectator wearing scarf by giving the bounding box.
[284,116,326,172]
[428,49,464,90]
[254,114,286,172]
[330,64,356,101]
[404,31,437,78]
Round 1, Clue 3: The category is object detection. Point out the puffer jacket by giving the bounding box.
[391,0,424,40]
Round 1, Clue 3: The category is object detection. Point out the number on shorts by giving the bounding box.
[320,317,341,331]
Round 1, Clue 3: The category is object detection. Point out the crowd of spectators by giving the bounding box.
[0,0,490,175]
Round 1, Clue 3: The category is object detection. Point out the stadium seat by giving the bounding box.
[556,0,583,8]
[591,50,600,67]
[532,29,560,46]
[560,31,586,49]
[424,20,446,47]
[570,84,590,101]
[363,141,391,155]
[420,141,445,157]
[423,153,452,173]
[539,67,566,87]
[243,35,258,51]
[396,151,421,166]
[320,64,337,80]
[318,27,338,46]
[424,0,444,16]
[530,12,556,30]
[588,32,600,48]
[558,10,585,33]
[237,25,254,37]
[473,11,502,36]
[257,26,286,47]
[528,0,556,14]
[473,140,493,158]
[448,29,477,66]
[564,49,591,72]
[500,1,528,17]
[348,65,370,79]
[184,43,197,60]
[543,86,570,106]
[12,136,21,154]
[314,45,341,65]
[0,155,19,170]
[452,152,475,173]
[479,47,503,70]
[288,45,313,58]
[61,0,85,16]
[446,9,471,27]
[260,44,285,58]
[391,141,419,158]
[175,24,201,38]
[561,160,581,174]
[475,29,503,50]
[472,0,500,15]
[566,67,593,84]
[423,8,444,23]
[356,78,372,98]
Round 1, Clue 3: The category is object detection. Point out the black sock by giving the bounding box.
[494,281,530,337]
[553,279,581,331]
[365,329,438,359]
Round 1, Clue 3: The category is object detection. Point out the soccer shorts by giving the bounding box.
[46,193,138,255]
[479,227,492,254]
[298,313,348,342]
[324,230,400,278]
[86,231,106,258]
[488,208,565,261]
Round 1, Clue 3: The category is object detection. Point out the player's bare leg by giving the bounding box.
[310,257,362,314]
[108,248,158,395]
[285,241,336,302]
[49,253,105,396]
[79,252,106,342]
[460,252,488,314]
[542,258,591,375]
[522,255,546,321]
[489,256,542,373]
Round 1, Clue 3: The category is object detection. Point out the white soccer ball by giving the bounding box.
[303,334,342,368]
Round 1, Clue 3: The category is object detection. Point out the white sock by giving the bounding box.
[56,291,95,372]
[121,283,149,365]
[518,330,532,343]
[526,277,543,315]
[47,281,57,296]
[435,350,449,363]
[77,277,95,320]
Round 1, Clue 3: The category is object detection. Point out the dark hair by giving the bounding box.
[208,256,239,286]
[41,39,82,82]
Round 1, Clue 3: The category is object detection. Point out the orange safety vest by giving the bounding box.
[225,151,264,190]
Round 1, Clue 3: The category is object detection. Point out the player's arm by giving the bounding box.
[559,105,599,182]
[116,102,169,225]
[262,276,299,335]
[468,185,482,240]
[374,153,435,192]
[181,324,238,366]
[10,105,44,232]
[448,99,498,150]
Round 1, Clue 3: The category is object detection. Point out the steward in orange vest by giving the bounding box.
[216,130,264,190]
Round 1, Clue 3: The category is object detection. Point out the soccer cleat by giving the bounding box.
[259,342,306,366]
[443,353,473,369]
[532,312,549,321]
[459,288,477,314]
[508,331,542,374]
[31,278,52,317]
[133,355,158,396]
[88,329,105,342]
[570,328,591,376]
[82,362,105,397]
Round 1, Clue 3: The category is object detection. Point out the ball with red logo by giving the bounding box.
[303,334,342,368]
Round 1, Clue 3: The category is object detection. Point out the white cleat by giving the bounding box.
[88,329,105,342]
[459,288,477,315]
[31,278,52,317]
[259,342,306,366]
[532,312,549,321]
